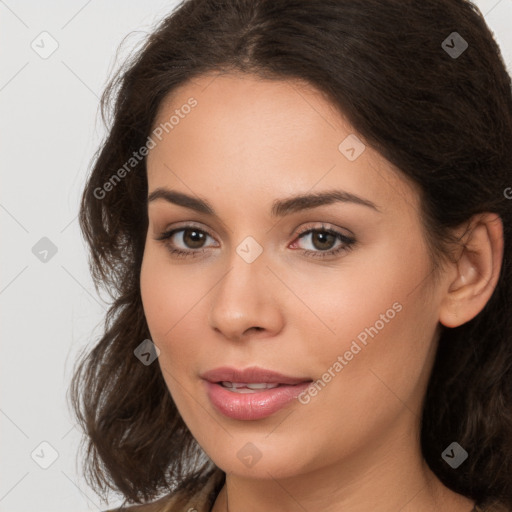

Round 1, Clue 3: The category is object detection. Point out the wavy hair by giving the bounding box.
[69,0,512,508]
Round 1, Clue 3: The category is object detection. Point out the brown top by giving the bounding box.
[105,469,510,512]
[105,469,225,512]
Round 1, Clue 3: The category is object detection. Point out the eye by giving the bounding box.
[290,224,356,259]
[155,225,218,258]
[155,222,356,260]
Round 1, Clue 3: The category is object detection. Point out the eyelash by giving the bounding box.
[155,223,356,260]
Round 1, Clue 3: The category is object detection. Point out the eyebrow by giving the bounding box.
[147,187,379,216]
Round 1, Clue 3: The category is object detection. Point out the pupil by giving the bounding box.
[313,231,334,250]
[184,229,205,249]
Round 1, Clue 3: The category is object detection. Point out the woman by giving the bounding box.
[70,0,512,511]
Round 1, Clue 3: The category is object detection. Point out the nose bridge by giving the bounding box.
[208,238,283,339]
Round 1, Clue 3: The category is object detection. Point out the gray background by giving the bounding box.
[1,1,511,510]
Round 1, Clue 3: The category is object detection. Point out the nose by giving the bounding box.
[208,251,285,342]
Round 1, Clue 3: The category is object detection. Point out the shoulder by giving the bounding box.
[103,469,225,512]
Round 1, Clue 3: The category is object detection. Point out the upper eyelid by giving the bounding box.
[159,221,348,235]
[158,222,353,246]
[295,222,353,237]
[159,221,214,236]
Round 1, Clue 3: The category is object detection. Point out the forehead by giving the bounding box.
[146,72,419,218]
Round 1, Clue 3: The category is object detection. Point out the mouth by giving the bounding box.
[200,366,313,420]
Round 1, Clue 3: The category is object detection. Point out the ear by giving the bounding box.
[439,213,504,328]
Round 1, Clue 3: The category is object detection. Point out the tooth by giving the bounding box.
[221,381,279,392]
[221,381,248,388]
[246,383,280,389]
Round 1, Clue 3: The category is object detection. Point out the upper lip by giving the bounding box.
[201,366,312,385]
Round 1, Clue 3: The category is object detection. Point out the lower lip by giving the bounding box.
[204,380,311,420]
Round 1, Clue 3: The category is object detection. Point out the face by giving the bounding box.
[140,72,446,480]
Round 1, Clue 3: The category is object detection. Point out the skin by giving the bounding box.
[140,72,503,512]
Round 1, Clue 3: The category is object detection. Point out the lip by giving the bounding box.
[201,366,312,421]
[200,366,311,385]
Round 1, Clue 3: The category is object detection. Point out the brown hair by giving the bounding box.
[69,0,512,508]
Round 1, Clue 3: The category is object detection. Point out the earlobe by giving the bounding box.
[439,213,503,329]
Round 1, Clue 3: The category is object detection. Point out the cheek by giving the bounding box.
[292,237,427,349]
[296,235,437,399]
[140,261,174,340]
[140,251,194,402]
[140,245,205,340]
[140,244,218,392]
